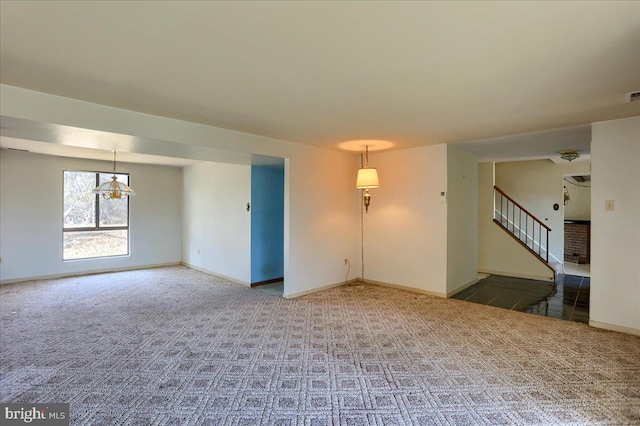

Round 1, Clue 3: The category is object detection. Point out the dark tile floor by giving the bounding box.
[451,274,590,324]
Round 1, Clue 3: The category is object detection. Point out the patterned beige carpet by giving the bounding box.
[1,266,639,425]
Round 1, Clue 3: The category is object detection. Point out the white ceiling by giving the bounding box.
[452,124,592,163]
[1,1,639,162]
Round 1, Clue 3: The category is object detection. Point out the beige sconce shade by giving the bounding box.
[356,145,380,214]
[356,167,380,189]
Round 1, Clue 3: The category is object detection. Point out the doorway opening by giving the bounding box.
[250,164,285,297]
[556,173,591,322]
[562,174,591,278]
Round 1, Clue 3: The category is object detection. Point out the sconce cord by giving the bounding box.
[359,144,371,282]
[361,190,365,282]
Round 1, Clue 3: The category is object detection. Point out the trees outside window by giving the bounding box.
[63,171,130,260]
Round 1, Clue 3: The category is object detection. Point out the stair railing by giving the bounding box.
[493,186,551,263]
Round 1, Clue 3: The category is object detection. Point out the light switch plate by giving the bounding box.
[605,200,614,211]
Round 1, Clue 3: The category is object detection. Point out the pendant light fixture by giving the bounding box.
[92,151,135,199]
[356,145,380,213]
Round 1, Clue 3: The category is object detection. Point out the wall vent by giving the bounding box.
[627,91,640,103]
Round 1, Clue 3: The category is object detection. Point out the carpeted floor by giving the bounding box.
[1,266,639,425]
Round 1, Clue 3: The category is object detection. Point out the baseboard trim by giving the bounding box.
[251,277,284,287]
[589,320,640,336]
[283,278,357,299]
[478,269,555,282]
[0,262,181,285]
[362,278,447,298]
[180,262,251,287]
[447,278,480,298]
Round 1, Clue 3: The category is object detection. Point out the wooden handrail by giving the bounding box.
[493,185,551,231]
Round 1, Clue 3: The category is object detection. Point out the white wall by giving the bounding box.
[284,150,361,298]
[446,145,478,295]
[182,150,359,297]
[478,162,555,281]
[182,162,251,284]
[495,159,591,264]
[364,144,478,297]
[590,116,640,335]
[1,85,361,298]
[0,151,182,282]
[365,144,449,296]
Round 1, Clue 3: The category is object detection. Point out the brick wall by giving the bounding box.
[564,222,590,264]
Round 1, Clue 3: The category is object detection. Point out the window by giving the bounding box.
[63,171,130,260]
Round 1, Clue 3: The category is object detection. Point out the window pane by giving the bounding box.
[63,171,96,228]
[63,230,128,260]
[98,173,129,227]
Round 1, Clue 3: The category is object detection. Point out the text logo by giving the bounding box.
[1,404,69,425]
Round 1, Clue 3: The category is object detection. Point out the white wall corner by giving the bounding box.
[181,262,251,287]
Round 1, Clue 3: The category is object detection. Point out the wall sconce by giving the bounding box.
[356,145,380,213]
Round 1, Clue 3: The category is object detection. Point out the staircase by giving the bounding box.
[493,186,557,281]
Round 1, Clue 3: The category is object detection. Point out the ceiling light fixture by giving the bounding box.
[92,151,135,199]
[356,145,380,213]
[560,149,581,162]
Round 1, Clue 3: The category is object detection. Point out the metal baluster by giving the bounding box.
[546,228,549,262]
[493,188,496,220]
[538,224,541,257]
[519,208,522,241]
